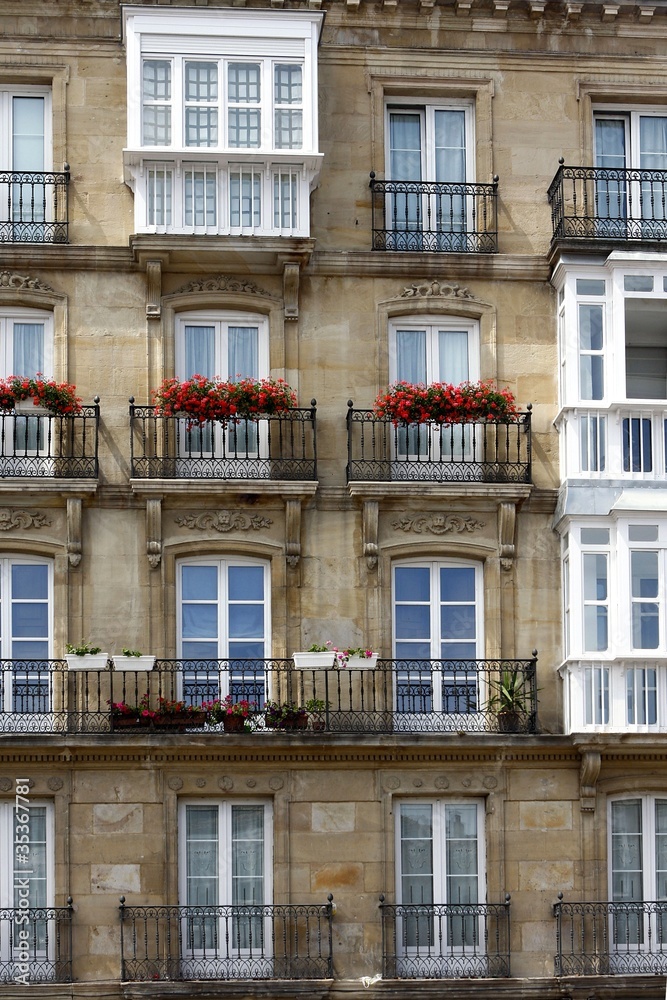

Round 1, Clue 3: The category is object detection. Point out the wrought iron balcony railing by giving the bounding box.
[347,406,532,484]
[0,170,69,244]
[130,402,317,481]
[554,895,667,976]
[548,162,667,243]
[0,406,99,479]
[0,656,537,736]
[370,173,498,253]
[0,901,73,984]
[380,896,511,979]
[119,897,334,981]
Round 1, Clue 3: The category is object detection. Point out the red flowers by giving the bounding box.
[373,380,518,425]
[152,376,297,424]
[0,375,82,415]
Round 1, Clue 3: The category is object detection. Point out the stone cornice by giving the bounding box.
[0,246,135,273]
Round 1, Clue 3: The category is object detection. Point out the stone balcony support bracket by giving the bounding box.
[285,497,302,569]
[579,749,602,812]
[146,260,163,318]
[279,256,307,321]
[146,498,162,570]
[363,500,379,571]
[66,498,82,568]
[498,501,517,572]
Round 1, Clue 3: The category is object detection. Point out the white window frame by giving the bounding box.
[385,99,475,183]
[175,311,269,382]
[176,556,270,707]
[394,798,486,971]
[388,315,480,386]
[392,560,484,723]
[594,105,667,171]
[607,795,667,954]
[0,87,53,170]
[178,799,273,972]
[0,309,54,379]
[0,557,53,724]
[0,800,54,966]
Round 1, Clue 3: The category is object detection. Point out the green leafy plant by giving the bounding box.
[264,701,309,730]
[307,641,375,666]
[120,648,142,657]
[204,696,257,724]
[66,640,102,656]
[305,698,328,714]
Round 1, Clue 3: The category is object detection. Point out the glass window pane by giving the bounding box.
[12,604,48,638]
[229,565,264,602]
[395,566,430,603]
[440,567,475,603]
[441,604,475,641]
[182,604,218,640]
[228,604,264,640]
[182,565,218,602]
[396,604,430,640]
[632,550,659,597]
[12,564,48,600]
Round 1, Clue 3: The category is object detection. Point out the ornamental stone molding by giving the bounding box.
[579,750,602,813]
[0,778,12,792]
[47,777,64,791]
[391,514,485,535]
[167,777,184,791]
[175,511,273,533]
[0,509,51,531]
[0,271,54,293]
[400,279,474,300]
[173,275,272,298]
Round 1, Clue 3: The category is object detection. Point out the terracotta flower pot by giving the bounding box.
[222,714,247,733]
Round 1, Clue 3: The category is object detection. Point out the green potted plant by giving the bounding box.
[264,701,309,731]
[65,640,108,671]
[488,667,531,734]
[112,648,156,672]
[205,695,257,733]
[153,696,207,730]
[305,698,328,731]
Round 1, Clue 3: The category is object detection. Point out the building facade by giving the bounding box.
[1,0,667,997]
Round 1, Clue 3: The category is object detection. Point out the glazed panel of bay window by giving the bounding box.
[609,797,667,945]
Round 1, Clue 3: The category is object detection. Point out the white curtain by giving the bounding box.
[439,330,469,383]
[184,325,215,377]
[396,329,426,383]
[434,110,466,183]
[228,326,258,380]
[13,322,44,376]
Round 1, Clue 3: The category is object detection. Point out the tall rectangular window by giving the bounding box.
[0,801,53,971]
[609,797,667,947]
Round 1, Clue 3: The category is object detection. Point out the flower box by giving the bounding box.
[222,714,248,733]
[111,714,153,730]
[345,654,378,670]
[112,655,155,672]
[152,712,208,730]
[65,653,109,671]
[14,399,49,416]
[292,651,336,670]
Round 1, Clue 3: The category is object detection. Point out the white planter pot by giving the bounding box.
[65,653,109,671]
[292,651,336,670]
[15,398,49,416]
[345,654,378,670]
[112,655,155,672]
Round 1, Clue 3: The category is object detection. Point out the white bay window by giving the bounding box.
[123,7,322,237]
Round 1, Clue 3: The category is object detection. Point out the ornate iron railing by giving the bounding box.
[346,406,532,484]
[0,657,537,735]
[0,405,99,478]
[119,897,334,981]
[548,162,667,242]
[0,170,69,244]
[370,173,498,253]
[554,895,667,976]
[0,901,73,983]
[380,896,511,979]
[130,402,317,481]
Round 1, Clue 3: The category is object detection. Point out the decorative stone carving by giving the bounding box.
[146,260,162,318]
[0,271,54,292]
[146,499,162,569]
[483,776,498,789]
[175,511,273,533]
[67,498,81,568]
[412,778,423,787]
[392,514,485,535]
[269,776,284,790]
[0,777,12,792]
[498,501,517,571]
[0,509,51,531]
[246,778,257,788]
[167,777,184,791]
[285,499,302,568]
[580,750,601,812]
[173,275,272,298]
[195,778,206,788]
[363,500,379,570]
[434,776,450,789]
[218,776,234,791]
[47,777,64,791]
[384,776,400,790]
[400,279,474,300]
